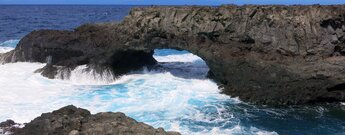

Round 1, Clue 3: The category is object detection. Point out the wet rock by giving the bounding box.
[0,120,21,134]
[14,105,180,135]
[0,120,15,127]
[2,5,345,105]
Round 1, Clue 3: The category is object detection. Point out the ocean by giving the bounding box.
[0,5,344,135]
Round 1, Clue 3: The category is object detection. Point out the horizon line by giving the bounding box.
[0,3,345,6]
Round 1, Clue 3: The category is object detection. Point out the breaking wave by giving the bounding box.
[0,40,18,53]
[1,42,344,135]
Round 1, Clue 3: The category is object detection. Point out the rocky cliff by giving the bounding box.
[1,5,345,105]
[3,105,180,135]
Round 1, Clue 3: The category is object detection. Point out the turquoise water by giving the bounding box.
[1,39,345,135]
[154,49,190,56]
[0,5,345,135]
[0,40,19,48]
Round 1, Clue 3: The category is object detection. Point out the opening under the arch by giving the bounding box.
[152,49,209,79]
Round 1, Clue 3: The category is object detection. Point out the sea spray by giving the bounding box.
[153,53,203,63]
[0,40,19,53]
[0,62,78,123]
[55,65,115,85]
[54,49,207,84]
[0,44,276,134]
[0,40,19,64]
[1,42,344,134]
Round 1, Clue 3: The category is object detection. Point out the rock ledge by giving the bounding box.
[3,105,180,135]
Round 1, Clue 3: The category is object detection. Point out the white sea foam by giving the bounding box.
[55,65,115,85]
[59,72,250,135]
[0,43,277,135]
[0,40,19,53]
[153,53,203,63]
[0,62,276,134]
[53,49,207,84]
[0,62,81,123]
[0,47,14,54]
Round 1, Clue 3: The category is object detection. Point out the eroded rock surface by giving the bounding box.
[13,105,180,135]
[1,5,345,105]
[0,120,21,134]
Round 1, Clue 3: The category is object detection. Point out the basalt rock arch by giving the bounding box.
[1,5,345,105]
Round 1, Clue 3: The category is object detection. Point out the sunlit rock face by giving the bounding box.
[1,5,345,105]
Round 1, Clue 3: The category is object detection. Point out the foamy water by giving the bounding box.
[154,53,202,63]
[0,40,280,135]
[0,40,19,53]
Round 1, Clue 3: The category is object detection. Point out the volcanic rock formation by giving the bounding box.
[11,105,180,135]
[1,5,345,105]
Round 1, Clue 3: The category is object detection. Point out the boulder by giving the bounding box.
[13,105,180,135]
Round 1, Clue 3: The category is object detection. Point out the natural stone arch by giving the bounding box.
[1,5,345,105]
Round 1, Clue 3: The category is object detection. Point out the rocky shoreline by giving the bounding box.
[0,105,180,135]
[1,5,345,105]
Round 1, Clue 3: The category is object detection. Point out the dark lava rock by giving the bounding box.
[0,120,16,127]
[13,105,180,135]
[1,5,345,105]
[0,120,20,134]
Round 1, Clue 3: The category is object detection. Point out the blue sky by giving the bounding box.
[0,0,344,5]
